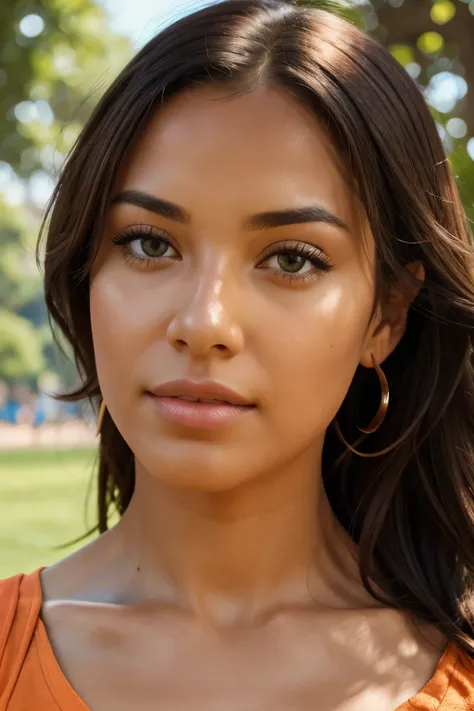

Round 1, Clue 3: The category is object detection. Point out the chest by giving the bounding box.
[41,606,442,711]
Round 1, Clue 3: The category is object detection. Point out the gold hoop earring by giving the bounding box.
[96,399,106,437]
[357,353,389,434]
[334,353,390,458]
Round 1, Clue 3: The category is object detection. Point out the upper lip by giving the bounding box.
[149,380,255,406]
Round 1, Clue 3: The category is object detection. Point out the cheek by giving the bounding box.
[89,264,159,405]
[259,281,371,440]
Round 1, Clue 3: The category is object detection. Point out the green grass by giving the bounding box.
[0,446,100,579]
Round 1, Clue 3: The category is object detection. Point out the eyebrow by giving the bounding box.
[110,189,349,232]
[110,190,190,223]
[245,206,349,232]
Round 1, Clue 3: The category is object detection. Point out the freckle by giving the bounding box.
[137,566,140,572]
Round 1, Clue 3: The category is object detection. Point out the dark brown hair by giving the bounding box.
[39,0,474,654]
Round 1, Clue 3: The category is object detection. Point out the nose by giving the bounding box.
[166,263,244,358]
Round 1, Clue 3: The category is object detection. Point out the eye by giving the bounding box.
[266,251,315,275]
[129,236,177,259]
[112,225,180,265]
[257,240,333,282]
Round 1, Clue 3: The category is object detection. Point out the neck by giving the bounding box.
[113,446,371,624]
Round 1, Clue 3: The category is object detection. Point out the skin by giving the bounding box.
[39,86,445,711]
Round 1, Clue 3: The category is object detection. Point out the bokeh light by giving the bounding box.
[18,14,45,39]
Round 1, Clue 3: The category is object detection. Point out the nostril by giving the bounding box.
[215,344,227,351]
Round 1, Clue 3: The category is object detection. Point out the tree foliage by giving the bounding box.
[362,0,474,220]
[0,308,45,380]
[0,0,131,383]
[0,0,131,178]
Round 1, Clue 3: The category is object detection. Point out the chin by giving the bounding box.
[137,438,256,493]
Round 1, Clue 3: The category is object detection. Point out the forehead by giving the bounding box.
[114,85,364,234]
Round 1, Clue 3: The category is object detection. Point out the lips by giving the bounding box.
[174,396,234,405]
[148,380,255,407]
[146,380,255,430]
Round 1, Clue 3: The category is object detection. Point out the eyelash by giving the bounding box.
[111,226,334,282]
[111,224,178,268]
[256,240,334,283]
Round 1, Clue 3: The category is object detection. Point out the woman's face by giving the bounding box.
[90,86,392,491]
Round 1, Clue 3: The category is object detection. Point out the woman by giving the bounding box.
[1,0,474,708]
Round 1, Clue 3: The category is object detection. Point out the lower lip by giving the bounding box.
[147,395,255,430]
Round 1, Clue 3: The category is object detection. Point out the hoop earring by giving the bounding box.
[96,399,106,437]
[334,353,390,458]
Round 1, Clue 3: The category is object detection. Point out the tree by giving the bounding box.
[0,309,45,381]
[0,197,40,312]
[0,0,131,178]
[373,0,474,135]
[359,0,474,220]
[0,0,131,383]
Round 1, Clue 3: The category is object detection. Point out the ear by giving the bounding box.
[360,261,425,368]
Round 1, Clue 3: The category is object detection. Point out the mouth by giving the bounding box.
[145,380,256,430]
[169,395,244,405]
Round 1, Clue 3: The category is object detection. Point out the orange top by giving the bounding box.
[1,569,474,710]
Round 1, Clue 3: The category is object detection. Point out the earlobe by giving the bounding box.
[361,262,425,368]
[360,321,392,369]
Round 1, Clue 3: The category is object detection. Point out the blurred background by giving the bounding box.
[1,0,474,577]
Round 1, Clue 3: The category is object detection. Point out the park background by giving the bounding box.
[1,0,474,578]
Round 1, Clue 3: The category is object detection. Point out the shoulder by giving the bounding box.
[445,644,474,706]
[0,574,23,654]
[0,570,42,673]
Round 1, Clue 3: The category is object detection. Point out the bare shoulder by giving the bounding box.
[40,526,122,604]
[270,604,447,698]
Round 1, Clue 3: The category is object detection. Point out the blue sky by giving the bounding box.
[98,0,214,46]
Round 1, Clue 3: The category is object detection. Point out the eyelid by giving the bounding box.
[111,223,174,246]
[257,239,332,265]
[111,224,182,268]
